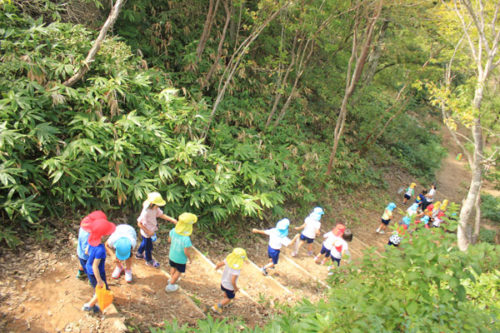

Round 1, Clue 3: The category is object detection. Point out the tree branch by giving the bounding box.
[63,0,125,87]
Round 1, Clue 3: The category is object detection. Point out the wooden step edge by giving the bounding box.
[158,267,207,319]
[246,257,293,295]
[191,246,260,306]
[102,303,128,332]
[281,254,331,290]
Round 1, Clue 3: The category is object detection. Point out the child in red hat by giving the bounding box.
[314,223,346,265]
[80,214,116,313]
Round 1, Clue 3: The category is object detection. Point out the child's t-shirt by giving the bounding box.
[265,228,292,250]
[86,244,106,277]
[322,231,336,250]
[77,227,90,260]
[169,229,192,264]
[427,188,436,202]
[405,187,414,197]
[221,259,241,291]
[107,224,137,249]
[382,209,393,220]
[330,237,348,259]
[137,207,163,238]
[302,217,321,239]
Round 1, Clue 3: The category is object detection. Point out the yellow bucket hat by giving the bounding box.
[434,201,441,211]
[441,199,449,212]
[144,192,166,208]
[174,213,198,236]
[410,183,416,188]
[226,248,247,270]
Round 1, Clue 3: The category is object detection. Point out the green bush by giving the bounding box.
[481,194,500,223]
[479,228,497,244]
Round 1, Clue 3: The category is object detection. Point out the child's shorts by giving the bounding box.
[169,259,186,273]
[300,234,314,244]
[381,218,390,225]
[88,274,108,289]
[330,256,341,266]
[221,285,236,299]
[404,194,411,200]
[320,245,331,257]
[267,246,280,265]
[79,257,88,275]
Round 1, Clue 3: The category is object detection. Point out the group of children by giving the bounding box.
[76,192,243,315]
[253,207,353,276]
[375,182,450,247]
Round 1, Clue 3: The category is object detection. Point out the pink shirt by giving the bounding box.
[137,207,163,237]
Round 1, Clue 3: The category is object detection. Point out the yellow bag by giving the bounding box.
[95,285,114,310]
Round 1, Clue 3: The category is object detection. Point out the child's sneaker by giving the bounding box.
[375,229,380,233]
[261,267,268,276]
[379,230,385,234]
[328,270,334,276]
[135,252,144,259]
[82,303,100,313]
[124,269,133,283]
[291,251,297,257]
[112,266,124,279]
[307,251,314,257]
[146,259,160,268]
[76,269,87,280]
[210,304,222,314]
[165,283,179,292]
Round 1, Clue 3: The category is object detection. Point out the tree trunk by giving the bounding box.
[326,0,383,175]
[203,0,232,87]
[196,0,221,63]
[63,0,126,87]
[457,89,484,251]
[472,186,481,244]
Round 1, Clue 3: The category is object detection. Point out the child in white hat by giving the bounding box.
[106,224,137,283]
[252,218,292,276]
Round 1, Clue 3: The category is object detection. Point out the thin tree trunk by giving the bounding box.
[196,0,221,63]
[265,33,299,128]
[472,186,481,244]
[273,40,315,128]
[203,2,289,139]
[326,0,383,175]
[63,0,126,87]
[204,0,232,87]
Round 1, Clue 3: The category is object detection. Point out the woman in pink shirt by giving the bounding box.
[135,192,177,268]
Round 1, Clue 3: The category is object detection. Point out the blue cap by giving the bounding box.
[115,237,132,261]
[387,203,396,211]
[313,207,324,215]
[276,218,290,237]
[402,216,411,225]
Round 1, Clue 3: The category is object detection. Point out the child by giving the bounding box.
[105,224,137,283]
[328,229,353,275]
[416,190,428,210]
[211,248,247,314]
[388,231,401,246]
[376,203,396,234]
[81,215,116,313]
[314,223,346,265]
[252,218,292,276]
[423,184,436,210]
[165,213,197,292]
[291,207,324,257]
[403,183,416,204]
[77,211,106,280]
[136,192,177,268]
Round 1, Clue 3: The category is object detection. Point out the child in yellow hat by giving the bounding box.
[403,183,416,205]
[211,248,247,314]
[165,213,197,292]
[136,192,177,268]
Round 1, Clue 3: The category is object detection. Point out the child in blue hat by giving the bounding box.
[376,203,396,234]
[291,207,324,257]
[105,224,137,283]
[252,219,292,276]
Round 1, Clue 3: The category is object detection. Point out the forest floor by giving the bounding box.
[1,126,496,333]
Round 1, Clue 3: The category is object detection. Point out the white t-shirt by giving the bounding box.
[221,259,241,291]
[322,231,336,250]
[302,217,321,239]
[330,237,348,259]
[108,224,137,249]
[265,229,292,250]
[405,187,413,196]
[427,188,436,202]
[137,207,163,237]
